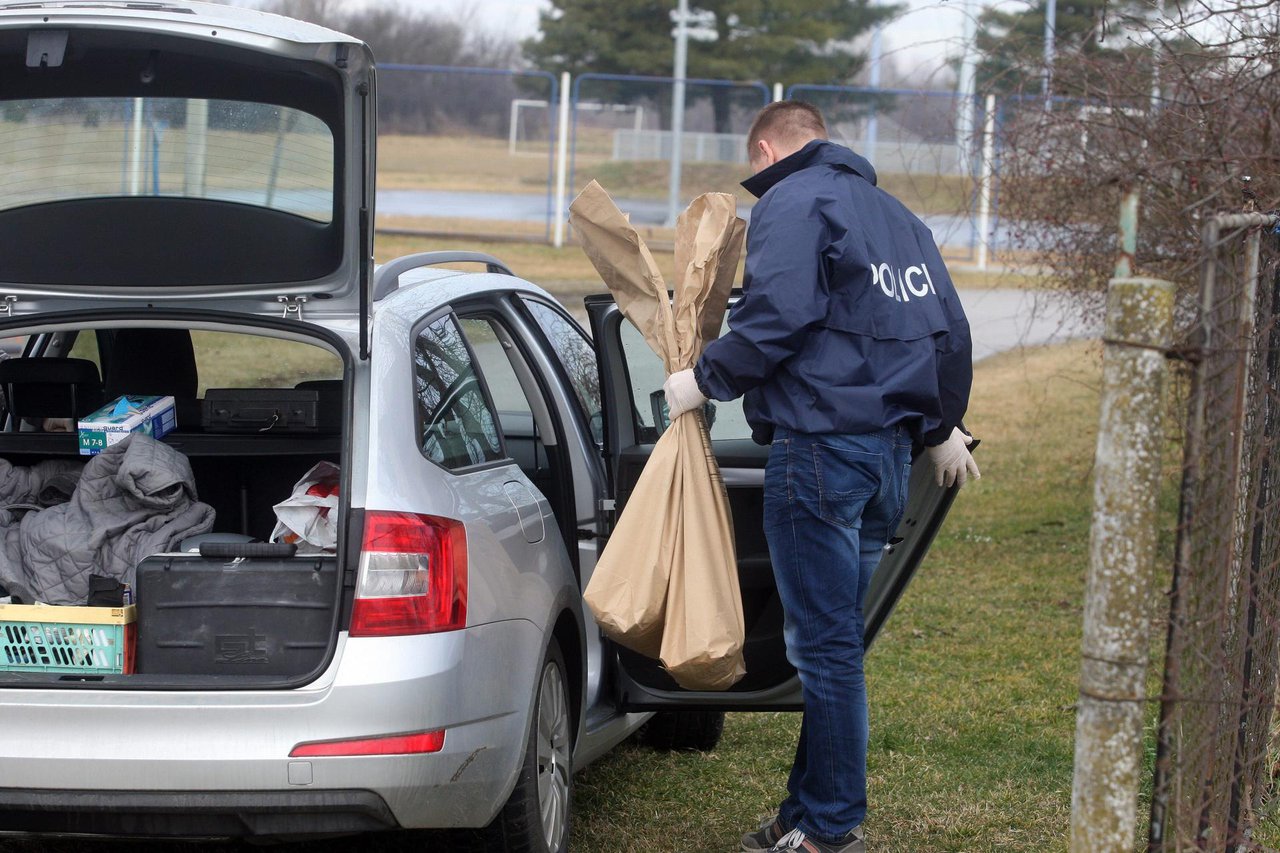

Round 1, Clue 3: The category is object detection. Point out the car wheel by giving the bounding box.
[483,638,573,853]
[638,710,725,752]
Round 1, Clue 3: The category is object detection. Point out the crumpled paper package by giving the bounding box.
[571,179,747,691]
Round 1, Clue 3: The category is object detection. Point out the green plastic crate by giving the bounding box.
[0,604,136,674]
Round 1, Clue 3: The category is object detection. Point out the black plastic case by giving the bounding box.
[134,554,338,676]
[202,388,319,433]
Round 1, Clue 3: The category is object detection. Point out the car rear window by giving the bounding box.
[0,97,334,222]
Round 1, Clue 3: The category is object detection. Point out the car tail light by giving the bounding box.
[349,511,467,637]
[290,729,446,757]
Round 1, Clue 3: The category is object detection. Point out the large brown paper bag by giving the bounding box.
[570,180,747,691]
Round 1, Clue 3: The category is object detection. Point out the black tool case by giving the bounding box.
[203,388,319,433]
[135,554,338,676]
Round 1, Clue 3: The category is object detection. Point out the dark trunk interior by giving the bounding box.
[0,439,337,542]
[0,436,343,686]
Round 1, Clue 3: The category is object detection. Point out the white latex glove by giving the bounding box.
[663,368,708,420]
[925,427,981,488]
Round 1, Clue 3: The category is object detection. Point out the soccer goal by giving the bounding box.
[508,98,646,157]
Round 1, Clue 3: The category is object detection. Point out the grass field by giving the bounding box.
[373,232,1042,303]
[376,134,975,218]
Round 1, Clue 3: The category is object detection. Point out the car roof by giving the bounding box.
[377,267,567,316]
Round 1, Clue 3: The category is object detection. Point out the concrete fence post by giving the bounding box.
[1069,276,1176,852]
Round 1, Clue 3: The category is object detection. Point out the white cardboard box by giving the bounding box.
[77,395,177,456]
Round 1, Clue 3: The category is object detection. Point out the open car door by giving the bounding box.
[587,292,968,711]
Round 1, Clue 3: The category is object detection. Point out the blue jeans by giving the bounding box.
[766,426,913,843]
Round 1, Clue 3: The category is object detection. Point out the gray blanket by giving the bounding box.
[0,458,83,510]
[0,434,214,605]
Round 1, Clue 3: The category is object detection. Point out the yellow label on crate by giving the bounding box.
[0,604,136,625]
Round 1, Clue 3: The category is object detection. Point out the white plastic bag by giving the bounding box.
[270,461,340,554]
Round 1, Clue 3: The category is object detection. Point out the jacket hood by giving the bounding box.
[741,139,878,199]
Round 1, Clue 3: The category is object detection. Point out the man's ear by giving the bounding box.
[756,138,776,166]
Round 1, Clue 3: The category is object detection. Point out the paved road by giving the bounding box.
[960,288,1097,363]
[376,188,1021,252]
[377,186,1089,359]
[557,287,1095,364]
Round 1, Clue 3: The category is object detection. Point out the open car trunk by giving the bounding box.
[0,317,351,689]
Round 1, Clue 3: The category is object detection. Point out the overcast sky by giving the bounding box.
[379,0,1009,86]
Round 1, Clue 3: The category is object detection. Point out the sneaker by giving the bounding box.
[765,825,866,853]
[741,814,788,851]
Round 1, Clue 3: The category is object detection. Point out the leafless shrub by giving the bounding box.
[990,2,1280,298]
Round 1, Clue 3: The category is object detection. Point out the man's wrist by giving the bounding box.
[923,422,966,447]
[692,364,714,401]
[922,426,952,447]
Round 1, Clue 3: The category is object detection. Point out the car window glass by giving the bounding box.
[414,315,504,469]
[190,331,341,397]
[68,331,99,369]
[53,330,340,397]
[618,317,752,442]
[457,318,530,417]
[523,299,603,445]
[0,98,333,222]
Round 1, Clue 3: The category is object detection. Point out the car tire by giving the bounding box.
[638,710,725,752]
[482,638,573,853]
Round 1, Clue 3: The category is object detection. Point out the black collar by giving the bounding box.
[740,139,878,199]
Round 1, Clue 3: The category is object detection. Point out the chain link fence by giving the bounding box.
[786,84,983,259]
[569,74,770,230]
[374,64,558,242]
[1150,212,1280,851]
[368,65,1003,258]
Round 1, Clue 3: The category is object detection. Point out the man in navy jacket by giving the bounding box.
[663,102,979,853]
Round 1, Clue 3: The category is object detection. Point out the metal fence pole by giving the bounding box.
[1116,183,1139,279]
[665,0,690,228]
[184,98,208,198]
[1069,276,1175,852]
[976,94,997,270]
[864,24,883,169]
[553,71,571,249]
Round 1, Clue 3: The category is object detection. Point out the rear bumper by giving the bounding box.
[0,619,545,837]
[0,789,396,838]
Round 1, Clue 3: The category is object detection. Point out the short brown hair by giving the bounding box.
[747,101,828,154]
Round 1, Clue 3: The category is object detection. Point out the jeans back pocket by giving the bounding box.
[813,443,881,527]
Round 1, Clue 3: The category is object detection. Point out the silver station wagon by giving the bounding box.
[0,3,959,851]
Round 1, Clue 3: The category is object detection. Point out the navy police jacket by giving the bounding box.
[694,139,972,446]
